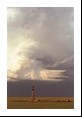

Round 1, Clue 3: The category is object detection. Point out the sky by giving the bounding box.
[7,7,74,82]
[7,79,74,97]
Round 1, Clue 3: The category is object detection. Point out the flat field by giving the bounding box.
[7,97,74,109]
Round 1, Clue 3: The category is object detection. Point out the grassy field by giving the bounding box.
[7,97,74,109]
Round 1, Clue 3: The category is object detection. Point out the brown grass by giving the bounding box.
[7,97,74,109]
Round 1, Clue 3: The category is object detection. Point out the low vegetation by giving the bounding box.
[7,97,74,109]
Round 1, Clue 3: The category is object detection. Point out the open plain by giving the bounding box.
[7,97,74,109]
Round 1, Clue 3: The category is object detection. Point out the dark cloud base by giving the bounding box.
[7,80,74,97]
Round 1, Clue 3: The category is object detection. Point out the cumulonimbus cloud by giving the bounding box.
[7,7,74,81]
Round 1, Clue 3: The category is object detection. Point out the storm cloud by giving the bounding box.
[7,7,74,81]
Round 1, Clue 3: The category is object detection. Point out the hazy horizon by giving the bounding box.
[7,79,74,97]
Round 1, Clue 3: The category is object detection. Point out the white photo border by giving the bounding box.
[0,0,81,116]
